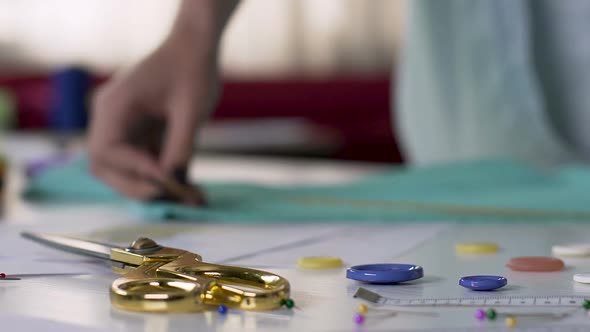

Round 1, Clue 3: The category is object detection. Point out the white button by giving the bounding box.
[573,273,590,284]
[552,243,590,257]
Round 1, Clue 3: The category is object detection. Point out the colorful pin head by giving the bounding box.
[358,303,368,315]
[217,305,228,314]
[505,316,517,328]
[280,298,295,309]
[486,309,497,320]
[353,313,365,325]
[354,303,369,325]
[474,309,486,321]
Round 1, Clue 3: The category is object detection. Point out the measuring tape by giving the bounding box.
[354,288,588,307]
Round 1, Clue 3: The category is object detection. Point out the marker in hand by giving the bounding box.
[156,176,206,206]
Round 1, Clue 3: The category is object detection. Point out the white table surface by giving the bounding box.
[2,134,590,332]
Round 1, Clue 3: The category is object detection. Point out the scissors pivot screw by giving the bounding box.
[126,237,162,254]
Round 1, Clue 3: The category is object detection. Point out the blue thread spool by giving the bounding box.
[50,67,90,131]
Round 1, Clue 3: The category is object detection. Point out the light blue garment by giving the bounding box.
[397,0,590,166]
[530,0,590,157]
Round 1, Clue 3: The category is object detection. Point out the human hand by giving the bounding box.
[88,35,218,205]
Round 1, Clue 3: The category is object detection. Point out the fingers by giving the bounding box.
[90,162,160,200]
[181,184,207,206]
[89,144,165,200]
[89,88,167,200]
[155,178,207,206]
[154,73,219,206]
[88,54,211,205]
[96,145,167,183]
[160,95,200,174]
[90,147,207,204]
[156,92,210,206]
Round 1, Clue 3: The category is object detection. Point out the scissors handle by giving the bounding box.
[110,252,290,312]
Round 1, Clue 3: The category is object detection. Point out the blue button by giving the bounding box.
[346,264,424,284]
[459,275,507,291]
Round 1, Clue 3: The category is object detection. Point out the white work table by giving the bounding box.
[2,135,590,332]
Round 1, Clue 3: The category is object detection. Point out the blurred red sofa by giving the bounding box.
[0,75,402,163]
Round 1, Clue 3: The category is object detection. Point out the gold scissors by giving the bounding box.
[21,232,290,312]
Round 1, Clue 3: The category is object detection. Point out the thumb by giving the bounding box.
[159,98,208,206]
[160,97,200,176]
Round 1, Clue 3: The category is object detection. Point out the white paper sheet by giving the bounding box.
[155,223,449,268]
[224,224,449,267]
[0,223,449,274]
[155,224,351,263]
[0,314,110,332]
[0,224,113,275]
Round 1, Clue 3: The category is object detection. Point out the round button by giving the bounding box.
[552,243,590,257]
[459,275,507,291]
[455,242,499,254]
[506,256,564,272]
[297,256,343,269]
[346,264,424,284]
[573,273,590,284]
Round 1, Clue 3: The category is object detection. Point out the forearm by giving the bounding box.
[168,0,240,59]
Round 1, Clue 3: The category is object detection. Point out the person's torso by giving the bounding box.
[531,0,590,158]
[397,0,590,166]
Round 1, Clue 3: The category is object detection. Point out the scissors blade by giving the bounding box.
[21,231,123,261]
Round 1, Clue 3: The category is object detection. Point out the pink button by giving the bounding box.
[506,256,564,272]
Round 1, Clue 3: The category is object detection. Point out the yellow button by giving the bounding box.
[455,242,499,254]
[505,316,517,328]
[297,256,344,269]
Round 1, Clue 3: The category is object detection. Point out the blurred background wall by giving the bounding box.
[0,0,407,162]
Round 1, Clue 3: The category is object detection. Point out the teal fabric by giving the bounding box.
[24,157,590,222]
[24,157,123,203]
